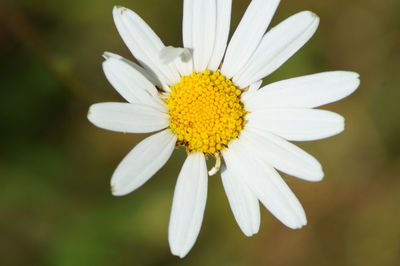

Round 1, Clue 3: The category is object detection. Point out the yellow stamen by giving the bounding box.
[165,71,247,154]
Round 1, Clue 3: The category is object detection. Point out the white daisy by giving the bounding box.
[88,0,360,258]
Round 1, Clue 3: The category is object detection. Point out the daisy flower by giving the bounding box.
[88,0,360,258]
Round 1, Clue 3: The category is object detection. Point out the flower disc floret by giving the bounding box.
[166,71,247,154]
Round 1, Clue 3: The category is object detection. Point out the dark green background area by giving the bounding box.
[1,0,399,265]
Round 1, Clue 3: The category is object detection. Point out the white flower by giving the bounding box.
[88,0,360,258]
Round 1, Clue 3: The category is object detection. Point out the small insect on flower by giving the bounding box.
[88,0,360,258]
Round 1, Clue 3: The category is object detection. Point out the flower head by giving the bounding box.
[166,71,246,154]
[88,0,360,258]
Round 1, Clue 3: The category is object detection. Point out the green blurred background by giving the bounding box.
[1,0,399,265]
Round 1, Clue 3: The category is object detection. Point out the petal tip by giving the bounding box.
[114,5,125,11]
[110,185,130,197]
[352,72,361,79]
[113,5,128,16]
[310,164,325,182]
[111,185,116,195]
[169,245,189,259]
[102,51,118,60]
[296,224,306,230]
[310,11,319,19]
[301,10,319,21]
[288,219,307,230]
[243,229,259,237]
[354,77,361,88]
[87,105,96,121]
[305,167,324,182]
[337,71,360,80]
[314,171,325,182]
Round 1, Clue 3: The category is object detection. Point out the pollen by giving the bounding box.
[166,70,247,154]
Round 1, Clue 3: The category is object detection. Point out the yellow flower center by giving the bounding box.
[166,70,247,155]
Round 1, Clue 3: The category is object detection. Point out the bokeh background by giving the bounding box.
[1,0,399,265]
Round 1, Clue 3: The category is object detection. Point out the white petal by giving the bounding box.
[221,166,260,236]
[240,80,263,102]
[190,0,217,72]
[246,108,345,141]
[183,0,216,72]
[174,54,194,77]
[110,130,177,196]
[244,71,360,110]
[247,164,307,229]
[207,0,232,71]
[159,46,191,64]
[103,52,162,87]
[88,102,169,133]
[161,46,193,77]
[240,128,324,181]
[168,152,208,258]
[113,6,180,88]
[182,0,194,49]
[102,56,166,112]
[221,0,280,79]
[223,143,306,229]
[233,11,320,88]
